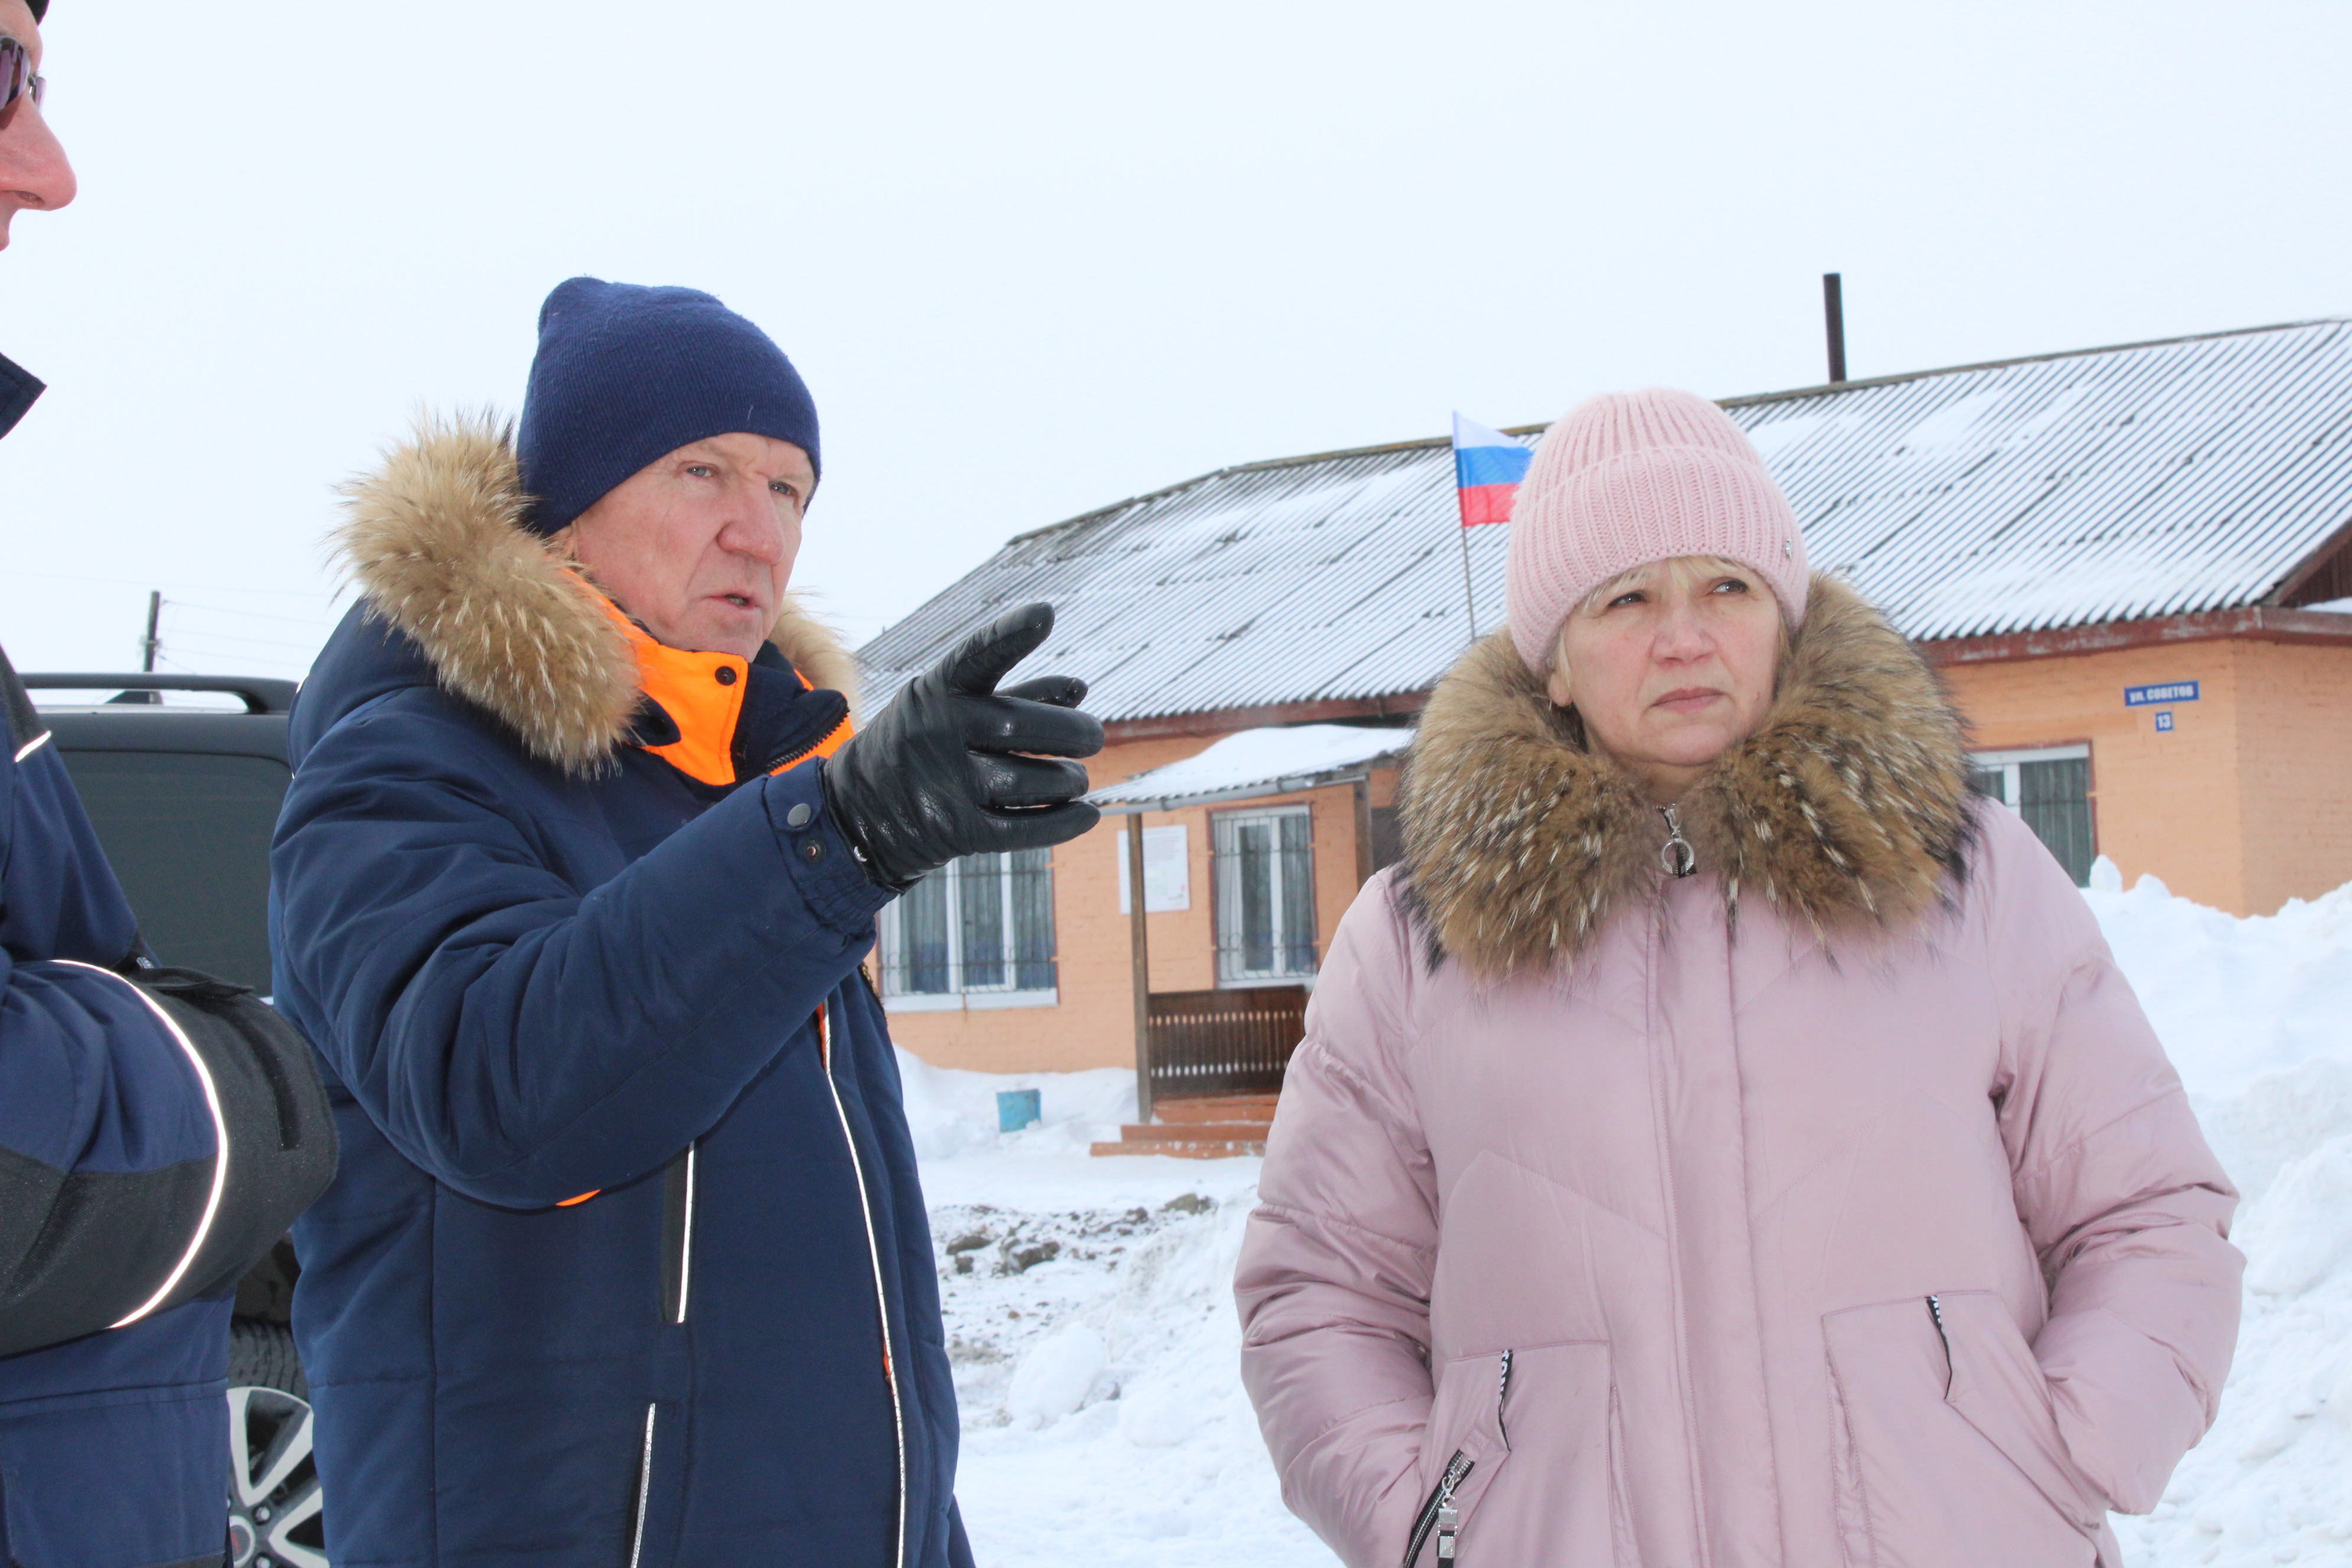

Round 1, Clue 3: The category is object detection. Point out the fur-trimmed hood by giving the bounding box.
[330,413,860,775]
[1399,573,1974,977]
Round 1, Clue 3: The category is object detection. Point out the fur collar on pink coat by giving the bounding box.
[1399,573,1975,976]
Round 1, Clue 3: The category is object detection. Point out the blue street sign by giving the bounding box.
[2125,681,2199,707]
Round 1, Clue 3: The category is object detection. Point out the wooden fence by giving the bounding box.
[1146,985,1309,1102]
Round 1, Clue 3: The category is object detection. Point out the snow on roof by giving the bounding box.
[860,318,2352,724]
[1087,723,1409,812]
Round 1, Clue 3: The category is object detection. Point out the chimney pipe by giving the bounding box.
[1822,273,1847,384]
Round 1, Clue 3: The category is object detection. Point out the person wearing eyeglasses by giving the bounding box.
[0,0,66,244]
[2,6,338,1568]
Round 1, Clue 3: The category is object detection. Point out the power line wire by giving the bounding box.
[166,632,326,655]
[0,566,341,600]
[163,610,329,643]
[162,599,342,627]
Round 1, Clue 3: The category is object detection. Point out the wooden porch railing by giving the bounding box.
[1145,985,1309,1105]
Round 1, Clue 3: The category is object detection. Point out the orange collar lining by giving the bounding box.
[595,596,850,786]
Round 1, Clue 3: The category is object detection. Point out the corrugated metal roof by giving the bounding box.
[859,318,2352,723]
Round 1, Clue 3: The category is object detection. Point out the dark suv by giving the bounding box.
[27,672,326,1568]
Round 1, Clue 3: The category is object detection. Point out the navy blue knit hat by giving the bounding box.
[516,278,820,537]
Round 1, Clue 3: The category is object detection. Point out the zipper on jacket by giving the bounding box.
[818,1000,908,1568]
[1404,1450,1475,1568]
[1495,1348,1514,1444]
[752,687,851,776]
[1926,1294,1954,1397]
[757,723,837,778]
[1658,805,1697,878]
[661,1143,698,1325]
[627,1402,658,1568]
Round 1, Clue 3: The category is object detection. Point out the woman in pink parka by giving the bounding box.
[1234,390,2243,1568]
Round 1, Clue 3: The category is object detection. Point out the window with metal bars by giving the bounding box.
[1212,805,1318,985]
[1967,744,2096,886]
[877,848,1057,1006]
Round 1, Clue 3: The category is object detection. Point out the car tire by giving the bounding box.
[227,1320,328,1568]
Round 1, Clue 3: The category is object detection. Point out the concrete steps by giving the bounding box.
[1090,1094,1278,1159]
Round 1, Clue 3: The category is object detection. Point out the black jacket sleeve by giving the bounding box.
[0,651,335,1357]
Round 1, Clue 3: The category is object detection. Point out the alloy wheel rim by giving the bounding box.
[227,1384,328,1568]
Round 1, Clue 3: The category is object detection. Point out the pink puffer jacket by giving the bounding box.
[1235,579,2241,1568]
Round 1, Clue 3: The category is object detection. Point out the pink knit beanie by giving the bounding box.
[1504,388,1808,675]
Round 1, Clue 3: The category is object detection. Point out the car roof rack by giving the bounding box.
[21,673,299,716]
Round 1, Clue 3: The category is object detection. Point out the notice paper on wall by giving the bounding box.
[1117,825,1191,913]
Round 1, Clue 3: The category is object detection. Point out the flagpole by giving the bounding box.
[1456,516,1478,642]
[1452,411,1528,646]
[1449,410,1479,642]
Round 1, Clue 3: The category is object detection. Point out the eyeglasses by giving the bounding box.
[1,36,45,127]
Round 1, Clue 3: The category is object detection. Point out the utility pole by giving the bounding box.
[141,591,162,672]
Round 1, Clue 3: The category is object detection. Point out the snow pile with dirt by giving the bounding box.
[905,865,2352,1567]
[902,1052,1322,1563]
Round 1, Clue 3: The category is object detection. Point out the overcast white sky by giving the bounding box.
[2,0,2347,680]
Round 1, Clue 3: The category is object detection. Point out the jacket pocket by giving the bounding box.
[1824,1296,2099,1568]
[1932,1292,2105,1530]
[1404,1342,1620,1566]
[1404,1350,1510,1567]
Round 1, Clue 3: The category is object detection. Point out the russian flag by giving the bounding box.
[1453,413,1531,527]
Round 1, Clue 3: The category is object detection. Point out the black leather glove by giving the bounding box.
[822,602,1103,891]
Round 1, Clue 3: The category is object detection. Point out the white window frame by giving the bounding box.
[877,851,1059,1012]
[1968,744,2090,810]
[1212,804,1319,988]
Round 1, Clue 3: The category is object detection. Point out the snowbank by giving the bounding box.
[2088,865,2352,1567]
[904,868,2352,1566]
[894,1050,1137,1164]
[894,1050,1268,1213]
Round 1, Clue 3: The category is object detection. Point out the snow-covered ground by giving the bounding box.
[898,1061,1319,1561]
[904,864,2352,1567]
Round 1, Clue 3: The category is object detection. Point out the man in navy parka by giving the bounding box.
[270,279,1103,1566]
[4,5,325,1563]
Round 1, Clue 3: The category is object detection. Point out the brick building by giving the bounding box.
[859,318,2352,1084]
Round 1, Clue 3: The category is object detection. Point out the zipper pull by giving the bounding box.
[1926,1293,1954,1397]
[1659,805,1697,878]
[1404,1451,1476,1568]
[1431,1453,1472,1564]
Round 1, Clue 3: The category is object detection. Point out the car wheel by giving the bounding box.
[227,1320,328,1568]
